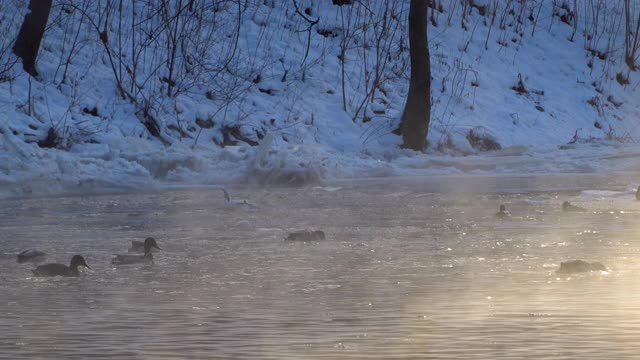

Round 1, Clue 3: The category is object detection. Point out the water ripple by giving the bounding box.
[2,181,640,358]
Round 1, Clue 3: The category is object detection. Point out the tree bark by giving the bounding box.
[13,0,53,77]
[400,0,431,151]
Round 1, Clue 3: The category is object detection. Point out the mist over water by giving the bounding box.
[2,175,640,359]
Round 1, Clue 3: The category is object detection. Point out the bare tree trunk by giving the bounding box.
[13,0,53,77]
[400,0,431,151]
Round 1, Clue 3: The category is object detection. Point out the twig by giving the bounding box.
[291,0,319,66]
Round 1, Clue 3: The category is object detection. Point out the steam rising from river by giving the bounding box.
[1,175,640,358]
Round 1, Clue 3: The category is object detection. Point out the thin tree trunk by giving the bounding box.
[13,0,53,77]
[400,0,431,150]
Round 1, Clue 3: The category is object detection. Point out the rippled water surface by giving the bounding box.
[2,175,640,359]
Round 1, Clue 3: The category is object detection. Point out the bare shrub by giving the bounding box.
[332,0,408,124]
[466,127,502,151]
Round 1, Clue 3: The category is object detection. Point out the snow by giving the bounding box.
[1,1,640,199]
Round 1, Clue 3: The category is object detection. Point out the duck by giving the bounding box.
[495,204,511,219]
[222,189,258,210]
[562,201,586,212]
[285,230,326,242]
[128,237,160,253]
[112,237,161,265]
[17,249,46,264]
[556,259,607,274]
[32,255,91,277]
[636,186,640,200]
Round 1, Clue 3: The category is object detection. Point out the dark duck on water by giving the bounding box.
[112,237,161,265]
[495,204,511,219]
[285,230,326,241]
[32,255,91,277]
[556,260,607,274]
[128,237,160,253]
[562,201,586,212]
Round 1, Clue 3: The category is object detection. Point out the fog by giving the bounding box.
[1,175,640,358]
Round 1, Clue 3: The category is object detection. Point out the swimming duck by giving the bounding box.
[128,237,159,253]
[112,237,161,265]
[562,201,586,212]
[556,259,607,274]
[222,189,258,210]
[17,249,46,264]
[495,204,511,219]
[32,255,91,277]
[285,230,326,242]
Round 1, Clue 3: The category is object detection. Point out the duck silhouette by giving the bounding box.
[556,260,607,274]
[495,204,511,219]
[17,249,46,264]
[112,237,161,265]
[128,237,159,253]
[285,230,326,242]
[562,201,586,212]
[32,255,90,277]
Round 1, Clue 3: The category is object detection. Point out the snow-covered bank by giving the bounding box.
[2,1,640,198]
[4,124,640,199]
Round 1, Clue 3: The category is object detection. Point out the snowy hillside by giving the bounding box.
[2,0,640,198]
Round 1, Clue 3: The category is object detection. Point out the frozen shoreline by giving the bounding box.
[3,139,640,200]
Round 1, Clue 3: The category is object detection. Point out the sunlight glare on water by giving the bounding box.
[2,175,640,359]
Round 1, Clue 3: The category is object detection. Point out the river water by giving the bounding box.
[1,175,640,359]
